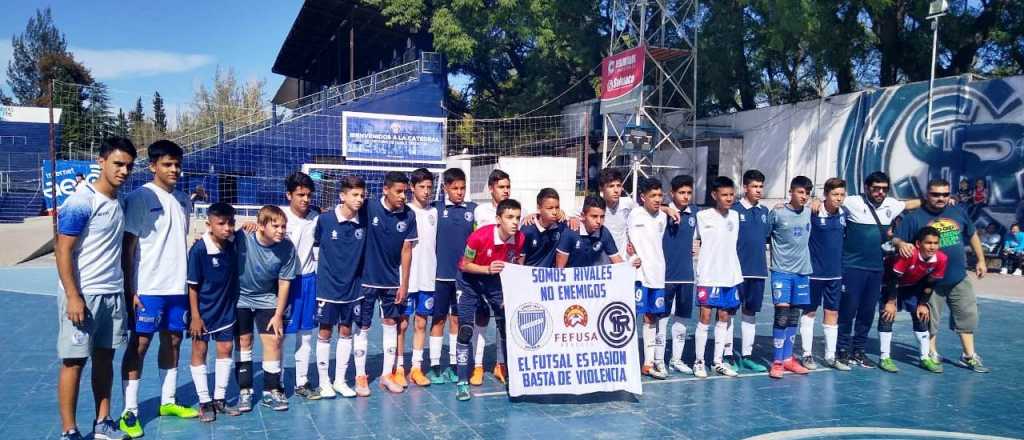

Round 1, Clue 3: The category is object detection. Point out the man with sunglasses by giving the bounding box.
[892,179,989,373]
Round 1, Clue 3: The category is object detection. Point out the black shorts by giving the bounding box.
[361,286,403,321]
[456,275,505,325]
[315,300,365,328]
[739,278,766,313]
[236,308,276,336]
[433,280,460,320]
[663,283,695,318]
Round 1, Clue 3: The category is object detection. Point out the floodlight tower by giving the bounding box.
[601,0,698,195]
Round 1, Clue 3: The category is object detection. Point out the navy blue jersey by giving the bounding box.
[894,204,975,286]
[664,206,698,283]
[809,207,847,279]
[733,200,770,278]
[556,225,619,267]
[520,221,565,267]
[315,206,368,303]
[186,236,239,330]
[362,198,418,288]
[434,200,477,281]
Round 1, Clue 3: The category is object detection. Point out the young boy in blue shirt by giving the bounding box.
[663,175,698,375]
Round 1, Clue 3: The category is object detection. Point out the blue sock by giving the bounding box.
[783,326,797,360]
[772,327,786,362]
[456,342,471,383]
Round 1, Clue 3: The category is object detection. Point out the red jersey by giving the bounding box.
[459,224,525,270]
[892,247,947,287]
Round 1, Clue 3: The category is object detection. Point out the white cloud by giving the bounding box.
[72,47,214,80]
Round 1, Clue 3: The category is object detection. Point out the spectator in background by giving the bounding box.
[969,179,988,219]
[980,223,1003,255]
[956,179,972,205]
[1002,224,1023,276]
[190,185,208,203]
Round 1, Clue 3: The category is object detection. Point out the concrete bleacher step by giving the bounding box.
[0,192,43,223]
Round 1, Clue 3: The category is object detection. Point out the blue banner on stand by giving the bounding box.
[342,111,446,164]
[41,160,99,209]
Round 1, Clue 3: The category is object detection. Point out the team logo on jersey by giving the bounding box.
[464,212,474,222]
[654,296,665,310]
[563,305,589,327]
[372,216,380,226]
[592,241,603,252]
[727,221,735,231]
[211,257,220,267]
[428,214,436,226]
[553,231,560,241]
[513,303,552,350]
[443,209,449,218]
[597,301,635,348]
[740,214,746,222]
[761,214,767,223]
[820,218,827,226]
[396,221,408,232]
[331,230,339,240]
[839,215,846,227]
[354,229,364,240]
[575,240,582,249]
[532,239,538,248]
[486,248,493,257]
[688,217,695,227]
[792,226,803,237]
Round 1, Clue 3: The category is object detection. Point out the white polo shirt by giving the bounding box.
[408,201,438,293]
[474,201,498,228]
[627,207,667,288]
[284,206,319,276]
[124,182,192,296]
[695,208,744,288]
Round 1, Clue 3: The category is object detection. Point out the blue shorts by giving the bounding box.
[634,282,666,315]
[770,271,811,306]
[286,273,318,333]
[404,291,435,317]
[739,278,766,313]
[360,286,403,322]
[696,285,741,310]
[456,275,504,325]
[135,295,189,334]
[432,281,460,320]
[195,324,235,342]
[315,300,364,328]
[663,283,694,318]
[879,286,925,312]
[807,279,842,311]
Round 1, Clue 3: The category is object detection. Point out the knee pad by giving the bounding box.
[457,325,474,345]
[773,307,789,330]
[877,318,893,333]
[912,314,929,332]
[788,306,803,327]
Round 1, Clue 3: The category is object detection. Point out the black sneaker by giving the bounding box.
[213,399,241,416]
[851,351,876,368]
[836,350,850,365]
[294,383,322,400]
[198,402,216,423]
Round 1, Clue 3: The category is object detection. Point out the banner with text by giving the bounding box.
[41,160,99,209]
[600,45,645,114]
[342,111,446,164]
[500,263,641,397]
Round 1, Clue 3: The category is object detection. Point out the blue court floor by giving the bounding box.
[2,266,1021,439]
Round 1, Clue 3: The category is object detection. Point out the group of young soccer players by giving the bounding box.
[55,135,978,440]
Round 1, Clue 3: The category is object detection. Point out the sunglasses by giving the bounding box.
[929,192,950,197]
[869,185,889,192]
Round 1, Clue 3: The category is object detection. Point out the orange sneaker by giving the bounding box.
[409,368,431,387]
[783,357,810,374]
[492,363,508,385]
[470,366,485,386]
[355,375,371,397]
[393,367,409,388]
[769,362,785,379]
[380,374,404,393]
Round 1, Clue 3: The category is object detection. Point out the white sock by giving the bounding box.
[642,322,656,365]
[160,368,177,405]
[741,314,757,356]
[123,379,140,412]
[655,316,668,362]
[316,337,332,387]
[799,314,815,356]
[695,322,710,364]
[382,323,398,375]
[429,336,443,367]
[879,331,893,359]
[264,360,281,378]
[190,365,211,403]
[495,330,505,364]
[336,336,352,384]
[396,352,405,370]
[354,330,369,377]
[724,318,735,357]
[412,349,424,370]
[448,331,458,365]
[294,332,312,387]
[823,324,838,359]
[214,358,231,400]
[670,321,687,362]
[713,321,728,364]
[473,325,486,367]
[915,331,930,359]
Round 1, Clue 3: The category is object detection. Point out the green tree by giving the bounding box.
[130,97,144,124]
[115,109,129,137]
[6,7,68,105]
[0,89,12,105]
[152,91,167,133]
[174,67,267,137]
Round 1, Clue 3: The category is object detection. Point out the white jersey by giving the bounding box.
[124,182,192,296]
[474,201,498,228]
[284,207,318,275]
[57,184,125,295]
[695,208,744,287]
[842,195,906,226]
[627,207,667,288]
[409,201,439,292]
[602,196,635,263]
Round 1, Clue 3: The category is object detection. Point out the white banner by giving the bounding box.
[500,263,642,397]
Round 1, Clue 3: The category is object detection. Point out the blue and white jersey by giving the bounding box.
[186,234,239,331]
[434,200,477,281]
[361,197,418,289]
[315,206,367,303]
[663,204,697,283]
[520,221,565,267]
[842,196,905,272]
[57,183,125,295]
[732,198,771,278]
[809,207,847,280]
[556,224,619,268]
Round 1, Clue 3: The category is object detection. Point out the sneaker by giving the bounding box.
[427,366,445,385]
[726,355,740,372]
[159,402,199,419]
[1001,267,1009,274]
[713,362,739,377]
[783,357,810,374]
[693,360,708,378]
[333,380,357,398]
[1013,269,1023,276]
[850,351,876,368]
[739,356,768,373]
[197,402,216,423]
[879,357,899,373]
[294,383,322,400]
[769,362,784,379]
[260,390,289,411]
[824,357,852,371]
[380,374,404,393]
[410,368,431,387]
[442,367,459,384]
[237,389,254,413]
[60,429,85,440]
[669,359,693,375]
[393,367,409,388]
[642,363,668,380]
[93,417,127,440]
[957,353,991,373]
[920,357,943,373]
[469,366,485,386]
[354,375,371,397]
[800,355,818,370]
[836,350,850,366]
[456,382,472,401]
[212,399,241,416]
[492,363,508,385]
[117,410,143,439]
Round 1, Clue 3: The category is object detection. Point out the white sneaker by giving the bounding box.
[319,383,337,399]
[651,361,669,379]
[714,362,739,377]
[693,360,708,378]
[670,359,693,375]
[1001,267,1009,274]
[333,380,357,398]
[1014,269,1023,276]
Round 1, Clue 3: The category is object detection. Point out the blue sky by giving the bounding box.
[0,1,304,126]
